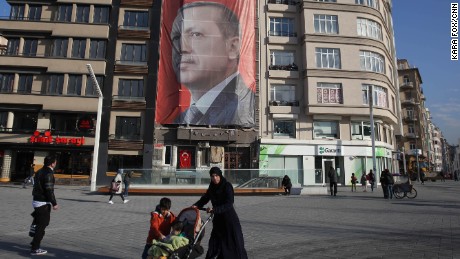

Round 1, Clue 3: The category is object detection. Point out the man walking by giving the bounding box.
[30,155,59,255]
[328,166,338,196]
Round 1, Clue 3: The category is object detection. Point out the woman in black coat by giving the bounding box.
[193,167,248,259]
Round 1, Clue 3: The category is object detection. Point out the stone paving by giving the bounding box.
[0,181,459,258]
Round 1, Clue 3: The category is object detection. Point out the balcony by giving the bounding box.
[400,81,414,89]
[401,98,416,105]
[267,0,298,12]
[405,133,419,139]
[404,116,418,122]
[269,100,299,106]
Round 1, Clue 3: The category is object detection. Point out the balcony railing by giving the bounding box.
[405,133,419,139]
[267,0,299,5]
[400,81,414,88]
[269,100,299,106]
[404,116,418,121]
[268,31,297,37]
[401,98,416,105]
[269,63,298,71]
[112,95,146,102]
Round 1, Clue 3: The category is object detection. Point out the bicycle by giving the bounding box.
[393,182,417,199]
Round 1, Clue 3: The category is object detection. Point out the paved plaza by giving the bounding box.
[0,181,459,258]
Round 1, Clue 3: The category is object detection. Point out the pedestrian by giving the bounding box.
[454,170,459,181]
[350,173,357,192]
[361,171,367,192]
[23,163,35,188]
[440,171,445,182]
[30,155,59,255]
[328,166,338,196]
[108,173,128,204]
[367,170,375,192]
[380,170,388,199]
[281,175,292,195]
[123,170,134,198]
[385,169,394,199]
[192,167,248,259]
[142,197,176,259]
[420,171,425,185]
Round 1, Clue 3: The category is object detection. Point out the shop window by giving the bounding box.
[13,112,37,132]
[313,121,338,139]
[274,120,295,138]
[115,116,141,140]
[55,152,92,175]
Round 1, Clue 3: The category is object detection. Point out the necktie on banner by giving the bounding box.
[184,104,202,124]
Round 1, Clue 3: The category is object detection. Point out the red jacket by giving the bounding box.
[146,209,176,244]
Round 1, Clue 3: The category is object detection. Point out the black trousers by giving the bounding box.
[31,204,51,250]
[330,182,337,195]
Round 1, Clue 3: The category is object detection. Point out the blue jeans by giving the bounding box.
[387,184,394,199]
[123,181,129,197]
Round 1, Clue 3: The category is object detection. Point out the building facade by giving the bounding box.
[258,0,399,187]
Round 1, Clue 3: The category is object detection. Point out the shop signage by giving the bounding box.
[77,116,94,132]
[317,145,342,156]
[29,131,85,146]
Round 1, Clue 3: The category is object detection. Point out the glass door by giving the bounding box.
[322,158,335,184]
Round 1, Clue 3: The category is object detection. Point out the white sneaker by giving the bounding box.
[123,200,129,204]
[108,200,114,204]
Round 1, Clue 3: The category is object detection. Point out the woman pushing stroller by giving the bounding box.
[192,167,248,259]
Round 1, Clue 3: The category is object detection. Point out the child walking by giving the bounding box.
[350,173,357,192]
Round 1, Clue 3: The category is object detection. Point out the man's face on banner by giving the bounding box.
[171,5,239,91]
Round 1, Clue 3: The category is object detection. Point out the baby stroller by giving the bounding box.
[153,207,213,259]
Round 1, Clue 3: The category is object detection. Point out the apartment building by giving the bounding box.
[259,0,399,188]
[397,59,432,178]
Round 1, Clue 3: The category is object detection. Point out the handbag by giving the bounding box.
[111,182,120,192]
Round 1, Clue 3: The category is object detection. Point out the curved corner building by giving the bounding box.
[259,0,399,191]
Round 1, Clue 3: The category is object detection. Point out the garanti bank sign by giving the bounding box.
[317,145,343,156]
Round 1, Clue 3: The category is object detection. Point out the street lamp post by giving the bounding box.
[86,64,103,192]
[369,85,378,187]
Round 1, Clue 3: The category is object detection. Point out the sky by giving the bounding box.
[0,0,459,144]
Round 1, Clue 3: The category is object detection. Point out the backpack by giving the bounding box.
[111,181,120,192]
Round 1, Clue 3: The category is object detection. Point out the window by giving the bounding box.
[0,111,7,130]
[274,120,295,138]
[18,74,33,94]
[165,146,172,165]
[270,85,296,104]
[68,75,82,95]
[357,18,382,40]
[43,75,64,95]
[351,121,372,140]
[118,79,144,98]
[86,75,104,96]
[269,51,296,70]
[90,40,106,59]
[362,84,387,108]
[13,112,37,132]
[360,51,385,73]
[269,17,296,37]
[391,96,395,112]
[57,5,72,22]
[0,73,14,93]
[93,6,109,24]
[115,117,141,140]
[123,11,149,28]
[50,113,79,133]
[406,108,414,118]
[409,142,416,150]
[317,83,342,104]
[403,75,410,84]
[72,39,86,58]
[121,44,147,63]
[52,38,68,57]
[10,5,24,20]
[356,0,379,9]
[6,38,20,55]
[314,15,338,34]
[313,121,338,138]
[28,5,42,20]
[315,48,341,69]
[76,5,90,23]
[408,125,415,134]
[23,39,38,56]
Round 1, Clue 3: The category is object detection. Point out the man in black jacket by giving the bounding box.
[30,155,59,255]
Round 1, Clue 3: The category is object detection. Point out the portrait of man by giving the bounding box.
[155,0,256,127]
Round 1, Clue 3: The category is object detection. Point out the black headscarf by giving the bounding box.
[208,167,227,195]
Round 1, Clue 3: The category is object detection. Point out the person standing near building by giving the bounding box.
[328,166,338,196]
[123,170,133,198]
[350,173,357,192]
[30,155,59,255]
[367,170,375,192]
[360,171,368,192]
[23,163,35,188]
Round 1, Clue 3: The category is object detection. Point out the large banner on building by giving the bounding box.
[155,0,256,127]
